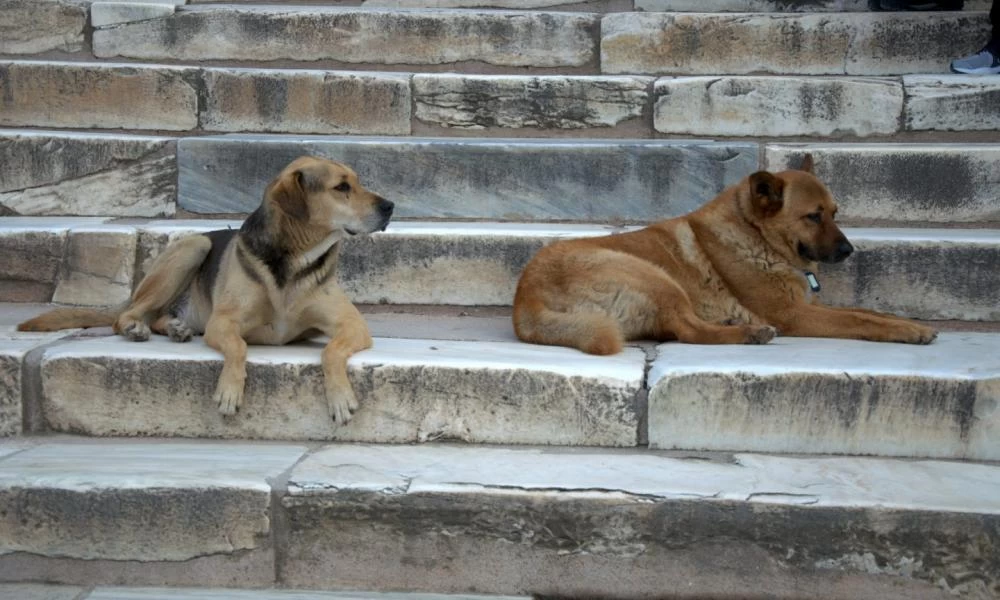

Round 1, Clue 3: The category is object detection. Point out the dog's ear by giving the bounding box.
[268,169,310,221]
[799,153,815,173]
[748,171,785,217]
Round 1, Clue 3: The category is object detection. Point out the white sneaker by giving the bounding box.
[951,49,1000,75]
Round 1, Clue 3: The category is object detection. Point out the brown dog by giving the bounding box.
[513,155,937,355]
[19,156,394,423]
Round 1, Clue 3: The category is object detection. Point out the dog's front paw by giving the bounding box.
[215,384,244,416]
[326,384,359,426]
[167,318,194,343]
[120,321,151,342]
[901,323,938,345]
[745,325,777,345]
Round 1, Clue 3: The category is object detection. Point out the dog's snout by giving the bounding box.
[377,197,394,217]
[834,239,854,262]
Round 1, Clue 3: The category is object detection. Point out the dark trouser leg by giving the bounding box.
[990,0,1000,53]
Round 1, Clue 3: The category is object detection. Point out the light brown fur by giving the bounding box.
[513,155,937,355]
[20,156,394,424]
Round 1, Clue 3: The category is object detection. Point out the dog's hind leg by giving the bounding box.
[115,236,211,342]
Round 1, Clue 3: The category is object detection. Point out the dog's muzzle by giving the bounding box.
[376,197,394,231]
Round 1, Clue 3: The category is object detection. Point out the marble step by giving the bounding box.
[4,61,999,136]
[82,5,987,77]
[0,586,526,600]
[3,304,999,459]
[1,217,998,320]
[0,439,997,597]
[5,130,1000,224]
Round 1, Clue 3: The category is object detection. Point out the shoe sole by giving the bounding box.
[950,65,1000,74]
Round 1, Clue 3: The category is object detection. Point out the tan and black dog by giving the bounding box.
[513,155,937,355]
[19,156,393,424]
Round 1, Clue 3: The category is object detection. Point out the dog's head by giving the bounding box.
[744,154,853,266]
[265,156,393,236]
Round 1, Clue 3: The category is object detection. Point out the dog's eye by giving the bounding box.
[333,182,351,193]
[805,212,822,224]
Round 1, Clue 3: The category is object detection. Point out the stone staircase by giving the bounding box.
[2,0,1000,598]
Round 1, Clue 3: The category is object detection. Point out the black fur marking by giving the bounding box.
[236,244,264,286]
[240,206,290,287]
[198,229,240,301]
[293,243,339,286]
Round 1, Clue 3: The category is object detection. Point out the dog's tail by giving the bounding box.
[513,295,624,356]
[18,304,123,332]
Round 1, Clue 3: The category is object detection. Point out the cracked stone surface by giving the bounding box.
[602,12,989,76]
[765,144,1000,224]
[412,75,650,130]
[649,333,1000,460]
[91,2,177,28]
[0,337,53,436]
[201,69,410,136]
[653,76,903,137]
[177,135,758,220]
[822,228,1000,321]
[637,0,991,8]
[39,335,644,445]
[0,217,108,302]
[93,6,597,68]
[0,0,86,54]
[904,75,1000,132]
[282,444,1000,597]
[51,225,137,307]
[0,131,176,217]
[0,441,306,562]
[0,61,199,131]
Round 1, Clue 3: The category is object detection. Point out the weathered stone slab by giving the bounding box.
[602,12,989,76]
[904,75,1000,132]
[649,333,1000,460]
[51,225,137,307]
[201,69,410,135]
[765,144,1000,224]
[0,584,84,600]
[38,335,644,445]
[282,444,1000,597]
[0,0,86,54]
[0,131,176,218]
[602,13,852,76]
[87,589,529,600]
[0,441,305,579]
[0,338,49,437]
[0,61,198,131]
[177,135,758,220]
[91,2,178,28]
[337,223,619,305]
[847,13,991,75]
[412,75,649,130]
[93,6,598,68]
[653,76,903,137]
[635,0,869,9]
[0,218,81,303]
[824,228,1000,321]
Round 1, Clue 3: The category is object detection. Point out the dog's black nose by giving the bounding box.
[377,197,394,217]
[834,239,854,262]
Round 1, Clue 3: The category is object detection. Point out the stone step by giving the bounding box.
[0,586,527,600]
[3,303,999,459]
[5,62,999,137]
[653,75,1000,137]
[177,134,758,220]
[1,218,998,319]
[1,439,998,597]
[5,130,1000,223]
[81,5,988,76]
